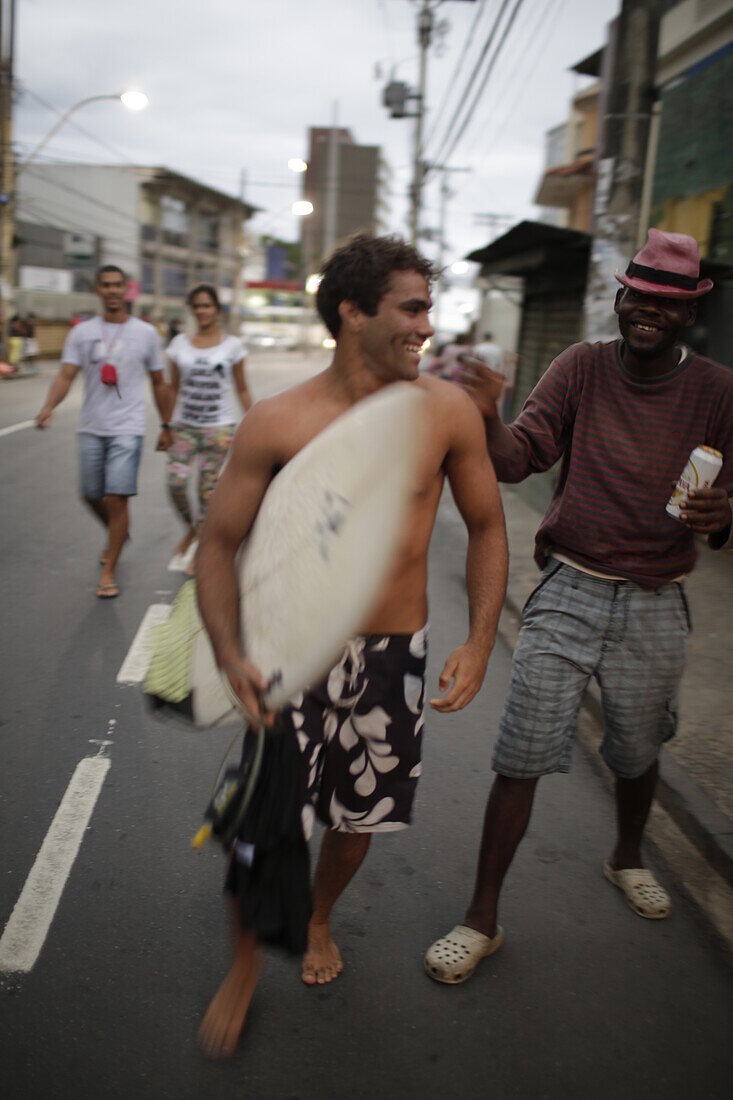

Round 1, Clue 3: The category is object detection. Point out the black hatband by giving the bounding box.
[625,261,699,291]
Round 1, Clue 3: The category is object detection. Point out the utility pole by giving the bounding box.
[431,163,470,333]
[583,0,664,341]
[0,0,17,351]
[408,1,436,244]
[473,212,513,241]
[230,168,247,337]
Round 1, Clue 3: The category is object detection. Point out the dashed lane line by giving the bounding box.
[0,736,113,974]
[116,603,172,684]
[0,419,35,439]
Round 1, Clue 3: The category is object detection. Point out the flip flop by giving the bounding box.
[424,924,504,985]
[603,861,671,919]
[97,583,120,600]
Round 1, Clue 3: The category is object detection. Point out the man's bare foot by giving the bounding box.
[173,528,197,557]
[302,922,343,986]
[198,953,260,1059]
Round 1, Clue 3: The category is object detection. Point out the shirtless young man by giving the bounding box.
[195,233,509,1057]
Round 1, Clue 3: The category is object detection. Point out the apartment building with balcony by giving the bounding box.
[15,163,256,344]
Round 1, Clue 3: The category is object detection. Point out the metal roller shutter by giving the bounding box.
[510,289,585,417]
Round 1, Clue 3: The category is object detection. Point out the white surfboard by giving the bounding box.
[189,382,427,726]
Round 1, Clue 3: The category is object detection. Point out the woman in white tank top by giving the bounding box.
[160,284,251,566]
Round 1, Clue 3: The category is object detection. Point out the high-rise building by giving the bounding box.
[300,126,390,273]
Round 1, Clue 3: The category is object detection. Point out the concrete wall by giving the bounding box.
[17,165,141,277]
[657,0,733,84]
[476,277,522,354]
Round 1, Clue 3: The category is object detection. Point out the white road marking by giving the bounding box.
[0,755,111,974]
[0,419,35,439]
[116,603,171,684]
[168,540,198,573]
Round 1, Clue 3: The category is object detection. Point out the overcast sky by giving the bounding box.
[13,0,620,326]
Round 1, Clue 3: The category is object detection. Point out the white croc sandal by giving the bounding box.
[424,924,504,985]
[603,861,671,920]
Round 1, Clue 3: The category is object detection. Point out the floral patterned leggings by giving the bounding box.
[166,423,235,532]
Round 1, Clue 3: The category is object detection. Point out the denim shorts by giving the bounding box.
[78,432,143,499]
[493,561,691,780]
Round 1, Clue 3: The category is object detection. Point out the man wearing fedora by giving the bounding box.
[424,229,733,985]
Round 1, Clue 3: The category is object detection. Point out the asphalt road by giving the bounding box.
[1,363,732,1100]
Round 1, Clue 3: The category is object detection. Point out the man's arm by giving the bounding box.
[431,388,509,713]
[232,360,253,413]
[196,402,281,722]
[461,352,575,482]
[36,363,79,428]
[149,369,173,451]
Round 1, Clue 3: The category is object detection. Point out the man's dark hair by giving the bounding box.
[187,283,221,310]
[96,264,126,283]
[316,233,437,338]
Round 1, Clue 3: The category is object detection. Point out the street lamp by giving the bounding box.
[288,158,308,173]
[17,89,149,174]
[451,260,469,275]
[292,200,313,217]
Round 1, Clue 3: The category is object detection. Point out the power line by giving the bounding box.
[432,0,526,168]
[475,0,563,160]
[21,165,143,227]
[18,196,134,250]
[423,0,493,154]
[425,0,512,170]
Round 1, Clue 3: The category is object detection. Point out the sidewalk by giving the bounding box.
[499,486,733,893]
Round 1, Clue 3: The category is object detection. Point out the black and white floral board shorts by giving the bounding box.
[281,626,429,835]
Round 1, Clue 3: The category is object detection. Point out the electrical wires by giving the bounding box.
[428,0,526,170]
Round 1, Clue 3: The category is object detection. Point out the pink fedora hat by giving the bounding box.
[615,228,713,299]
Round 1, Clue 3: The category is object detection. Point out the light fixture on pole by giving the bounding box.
[288,158,308,173]
[17,89,149,174]
[292,200,314,217]
[451,260,469,275]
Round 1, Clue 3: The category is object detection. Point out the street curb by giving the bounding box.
[500,590,733,892]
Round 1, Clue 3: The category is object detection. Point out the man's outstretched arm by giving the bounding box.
[461,353,575,482]
[431,388,509,713]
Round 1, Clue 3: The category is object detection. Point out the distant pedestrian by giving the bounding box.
[8,315,24,369]
[35,265,171,599]
[23,313,39,363]
[425,229,733,984]
[424,331,472,383]
[472,332,516,418]
[162,284,251,564]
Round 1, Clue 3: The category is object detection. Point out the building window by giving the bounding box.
[197,209,219,252]
[161,196,189,247]
[194,261,217,285]
[162,262,188,297]
[141,224,156,243]
[141,261,154,294]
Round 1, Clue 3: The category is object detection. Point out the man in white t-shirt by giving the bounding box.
[36,265,171,598]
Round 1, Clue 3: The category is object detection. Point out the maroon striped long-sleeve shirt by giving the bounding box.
[485,340,733,588]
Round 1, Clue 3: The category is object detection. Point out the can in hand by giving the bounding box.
[666,445,723,521]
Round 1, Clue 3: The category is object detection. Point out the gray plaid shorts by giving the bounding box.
[493,561,691,780]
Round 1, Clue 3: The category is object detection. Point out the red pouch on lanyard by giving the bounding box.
[100,362,121,398]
